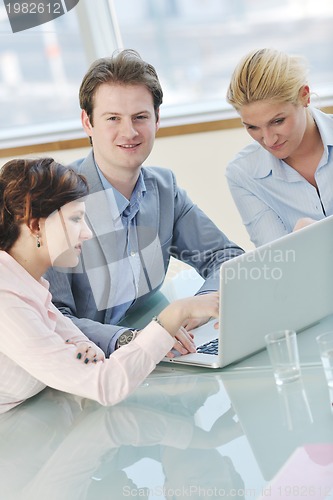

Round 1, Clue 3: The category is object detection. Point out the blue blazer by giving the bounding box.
[45,151,243,354]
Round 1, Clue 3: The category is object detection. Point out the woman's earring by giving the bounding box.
[36,235,41,248]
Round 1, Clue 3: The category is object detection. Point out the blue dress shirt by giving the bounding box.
[97,165,147,352]
[226,108,333,247]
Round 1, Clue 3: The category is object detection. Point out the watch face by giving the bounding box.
[117,330,135,348]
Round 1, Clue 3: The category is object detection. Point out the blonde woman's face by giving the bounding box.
[239,100,308,160]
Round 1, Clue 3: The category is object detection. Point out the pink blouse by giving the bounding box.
[0,251,174,413]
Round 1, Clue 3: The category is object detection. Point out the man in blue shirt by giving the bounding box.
[45,49,243,357]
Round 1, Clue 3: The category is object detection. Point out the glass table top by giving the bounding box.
[0,363,332,500]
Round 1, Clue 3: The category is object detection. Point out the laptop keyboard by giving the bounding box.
[196,338,219,355]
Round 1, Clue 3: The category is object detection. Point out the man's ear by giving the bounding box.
[155,108,160,133]
[81,109,93,137]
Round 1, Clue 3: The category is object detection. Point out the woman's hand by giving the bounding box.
[157,292,219,341]
[165,326,196,358]
[293,217,316,231]
[66,340,105,364]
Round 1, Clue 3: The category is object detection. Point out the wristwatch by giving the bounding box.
[115,329,137,349]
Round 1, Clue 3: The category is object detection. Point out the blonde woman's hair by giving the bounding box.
[226,48,309,110]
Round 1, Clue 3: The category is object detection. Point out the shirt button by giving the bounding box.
[130,251,136,257]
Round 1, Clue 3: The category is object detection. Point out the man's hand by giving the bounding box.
[182,316,211,332]
[182,292,219,331]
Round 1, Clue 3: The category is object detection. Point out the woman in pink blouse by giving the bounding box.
[0,158,219,413]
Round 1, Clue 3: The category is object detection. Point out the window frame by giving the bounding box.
[1,105,332,159]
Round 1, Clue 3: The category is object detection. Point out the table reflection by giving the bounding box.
[1,366,332,500]
[0,374,245,500]
[222,366,333,482]
[277,378,313,431]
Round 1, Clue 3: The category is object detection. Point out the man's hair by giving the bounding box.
[227,48,309,110]
[79,49,163,125]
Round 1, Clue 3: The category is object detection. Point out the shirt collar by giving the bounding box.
[252,146,279,179]
[311,107,333,148]
[311,107,333,171]
[124,172,146,219]
[95,162,146,220]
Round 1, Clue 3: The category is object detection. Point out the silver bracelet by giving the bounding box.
[152,315,165,329]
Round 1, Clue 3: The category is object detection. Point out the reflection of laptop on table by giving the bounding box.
[162,215,333,369]
[222,366,333,481]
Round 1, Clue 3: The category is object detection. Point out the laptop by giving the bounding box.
[162,215,333,369]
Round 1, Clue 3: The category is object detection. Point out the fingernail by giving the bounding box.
[84,358,89,364]
[77,353,82,359]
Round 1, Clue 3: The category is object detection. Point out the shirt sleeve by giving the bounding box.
[0,300,175,407]
[44,267,126,356]
[168,170,244,290]
[226,171,289,247]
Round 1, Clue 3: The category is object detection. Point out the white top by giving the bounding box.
[0,251,174,413]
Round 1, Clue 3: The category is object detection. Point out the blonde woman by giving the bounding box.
[226,48,333,247]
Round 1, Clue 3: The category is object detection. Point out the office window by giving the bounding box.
[0,0,332,145]
[113,0,333,121]
[0,5,88,143]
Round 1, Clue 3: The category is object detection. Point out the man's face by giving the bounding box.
[81,83,160,177]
